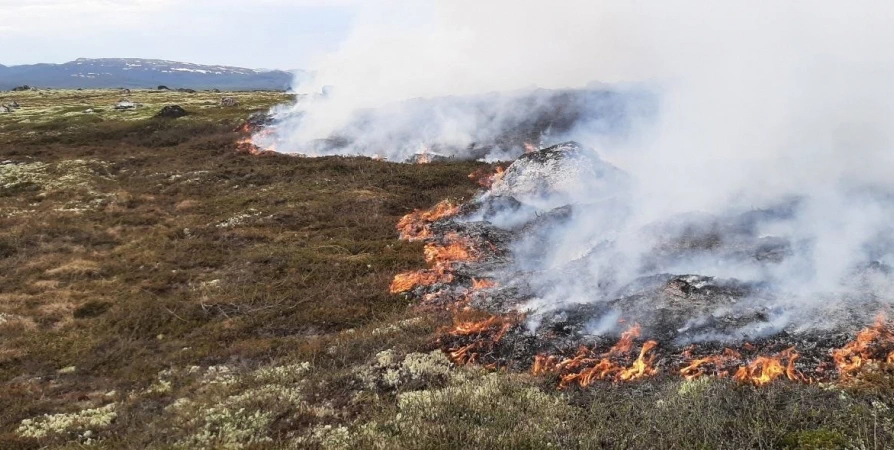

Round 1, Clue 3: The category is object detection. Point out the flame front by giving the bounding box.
[471,278,497,290]
[833,314,894,378]
[732,347,807,386]
[445,314,516,365]
[468,166,506,189]
[619,340,659,381]
[424,235,478,265]
[396,200,460,242]
[679,348,742,380]
[389,270,453,294]
[534,323,660,387]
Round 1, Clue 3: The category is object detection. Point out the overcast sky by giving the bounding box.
[0,0,359,69]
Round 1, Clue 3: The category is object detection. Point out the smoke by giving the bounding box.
[269,1,894,338]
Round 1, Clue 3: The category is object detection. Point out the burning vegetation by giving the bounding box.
[530,324,660,387]
[468,165,506,189]
[396,199,461,241]
[389,143,894,389]
[833,314,894,378]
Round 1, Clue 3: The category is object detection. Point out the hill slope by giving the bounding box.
[0,58,297,91]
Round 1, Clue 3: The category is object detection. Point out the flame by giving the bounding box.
[445,314,516,365]
[396,200,460,242]
[833,314,894,378]
[532,354,559,375]
[235,124,279,155]
[471,278,497,290]
[389,270,452,294]
[733,347,807,386]
[619,340,659,381]
[424,238,477,265]
[415,144,433,164]
[608,323,641,356]
[679,348,742,380]
[536,323,659,387]
[468,166,506,189]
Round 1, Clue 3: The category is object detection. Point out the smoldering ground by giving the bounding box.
[265,1,894,342]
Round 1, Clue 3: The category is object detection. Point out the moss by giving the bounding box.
[780,429,849,450]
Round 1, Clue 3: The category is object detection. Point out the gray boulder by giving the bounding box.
[490,141,631,209]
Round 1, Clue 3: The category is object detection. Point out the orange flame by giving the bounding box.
[424,238,477,265]
[536,323,659,387]
[389,270,453,294]
[733,347,807,386]
[445,314,516,365]
[619,340,659,381]
[471,278,497,290]
[608,323,641,356]
[468,166,506,189]
[679,348,742,380]
[396,200,461,242]
[833,314,894,378]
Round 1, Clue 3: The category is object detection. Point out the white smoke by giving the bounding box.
[268,1,894,337]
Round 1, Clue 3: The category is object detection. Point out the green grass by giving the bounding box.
[0,89,891,449]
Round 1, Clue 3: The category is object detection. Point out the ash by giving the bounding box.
[413,141,894,374]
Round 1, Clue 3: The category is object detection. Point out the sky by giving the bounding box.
[0,0,358,69]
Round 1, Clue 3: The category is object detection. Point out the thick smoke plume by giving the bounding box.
[268,1,894,339]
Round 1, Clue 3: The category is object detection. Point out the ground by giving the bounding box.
[0,89,891,449]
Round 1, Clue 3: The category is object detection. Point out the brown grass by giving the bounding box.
[0,89,891,449]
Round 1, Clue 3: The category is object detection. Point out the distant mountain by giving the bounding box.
[0,58,298,91]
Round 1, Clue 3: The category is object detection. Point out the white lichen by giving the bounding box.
[17,403,118,440]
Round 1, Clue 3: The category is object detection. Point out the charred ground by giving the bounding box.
[0,89,891,449]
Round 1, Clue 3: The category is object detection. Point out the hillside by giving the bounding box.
[0,58,297,91]
[0,89,891,449]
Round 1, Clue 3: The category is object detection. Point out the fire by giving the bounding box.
[449,316,512,339]
[833,314,894,378]
[389,270,452,294]
[534,323,660,386]
[468,165,506,189]
[619,340,659,381]
[532,354,559,375]
[423,237,477,265]
[396,200,460,241]
[733,347,807,386]
[445,314,516,365]
[523,142,538,153]
[679,348,742,380]
[607,323,641,356]
[235,123,279,155]
[471,278,497,290]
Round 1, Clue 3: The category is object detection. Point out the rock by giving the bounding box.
[84,108,94,114]
[114,100,135,110]
[11,85,30,92]
[176,88,197,94]
[156,105,188,118]
[157,85,170,91]
[122,88,131,95]
[9,101,19,109]
[210,88,221,93]
[490,141,631,209]
[220,96,239,107]
[0,105,11,113]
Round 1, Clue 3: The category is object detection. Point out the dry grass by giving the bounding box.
[0,89,891,449]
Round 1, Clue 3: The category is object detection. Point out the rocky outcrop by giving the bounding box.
[156,105,188,118]
[490,141,631,209]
